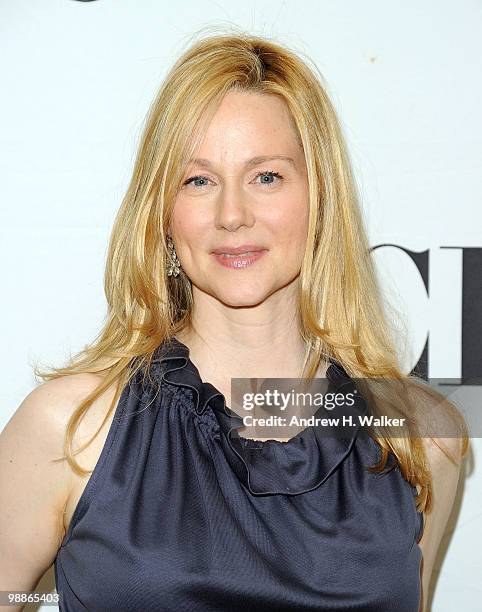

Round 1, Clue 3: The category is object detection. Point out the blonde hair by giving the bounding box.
[35,26,469,518]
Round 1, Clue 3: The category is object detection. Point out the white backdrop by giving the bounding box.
[1,1,481,609]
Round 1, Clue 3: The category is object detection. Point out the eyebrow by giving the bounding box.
[187,155,296,169]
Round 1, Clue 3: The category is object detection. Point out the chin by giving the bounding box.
[212,286,271,309]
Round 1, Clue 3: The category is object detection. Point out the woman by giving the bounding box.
[0,31,469,611]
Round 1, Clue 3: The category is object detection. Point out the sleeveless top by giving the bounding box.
[54,337,424,611]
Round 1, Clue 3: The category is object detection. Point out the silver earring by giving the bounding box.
[166,234,181,277]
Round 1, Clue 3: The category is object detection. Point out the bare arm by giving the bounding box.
[0,375,103,611]
[418,435,463,612]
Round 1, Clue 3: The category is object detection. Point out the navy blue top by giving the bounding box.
[54,337,424,611]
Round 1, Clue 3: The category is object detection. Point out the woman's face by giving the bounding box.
[170,90,309,307]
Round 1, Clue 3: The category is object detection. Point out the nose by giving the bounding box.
[214,181,255,232]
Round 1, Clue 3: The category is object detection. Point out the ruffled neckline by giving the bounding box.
[150,337,369,497]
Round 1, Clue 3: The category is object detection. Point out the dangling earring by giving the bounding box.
[166,234,181,277]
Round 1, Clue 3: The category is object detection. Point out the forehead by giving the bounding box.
[188,154,297,170]
[189,91,303,165]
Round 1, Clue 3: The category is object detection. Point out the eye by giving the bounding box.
[182,175,211,188]
[181,169,284,190]
[254,170,283,186]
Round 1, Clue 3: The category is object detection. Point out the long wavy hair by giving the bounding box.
[35,26,469,518]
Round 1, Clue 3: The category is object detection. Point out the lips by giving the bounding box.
[219,251,257,258]
[211,248,267,269]
[211,244,266,255]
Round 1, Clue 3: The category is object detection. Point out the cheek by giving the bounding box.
[268,197,309,246]
[171,208,207,253]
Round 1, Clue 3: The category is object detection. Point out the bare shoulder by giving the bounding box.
[10,373,113,460]
[29,372,111,419]
[6,372,107,439]
[0,373,116,594]
[406,377,467,455]
[400,378,468,610]
[1,373,114,525]
[408,379,466,540]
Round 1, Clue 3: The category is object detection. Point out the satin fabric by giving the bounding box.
[54,337,424,611]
